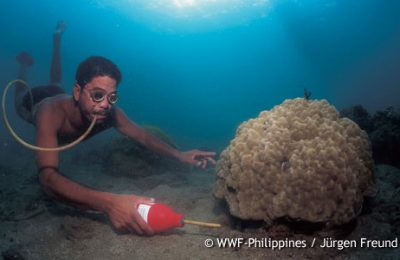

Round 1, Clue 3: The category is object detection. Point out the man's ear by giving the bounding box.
[73,83,81,102]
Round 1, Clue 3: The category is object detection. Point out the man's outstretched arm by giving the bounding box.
[113,108,216,168]
[35,103,154,235]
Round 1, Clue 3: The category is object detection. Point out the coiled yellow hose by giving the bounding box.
[2,79,96,151]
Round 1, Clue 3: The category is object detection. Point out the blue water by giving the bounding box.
[1,0,400,151]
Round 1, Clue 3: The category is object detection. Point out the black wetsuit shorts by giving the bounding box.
[17,84,65,125]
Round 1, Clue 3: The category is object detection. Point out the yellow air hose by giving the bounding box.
[2,79,96,152]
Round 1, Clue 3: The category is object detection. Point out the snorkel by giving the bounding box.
[2,79,96,151]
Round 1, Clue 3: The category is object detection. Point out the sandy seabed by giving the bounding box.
[1,150,399,260]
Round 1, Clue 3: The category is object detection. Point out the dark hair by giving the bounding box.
[75,56,122,87]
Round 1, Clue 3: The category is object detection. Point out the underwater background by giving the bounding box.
[1,2,400,259]
[1,0,400,152]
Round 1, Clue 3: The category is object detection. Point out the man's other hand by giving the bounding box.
[180,150,217,169]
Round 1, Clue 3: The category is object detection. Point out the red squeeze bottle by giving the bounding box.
[137,203,184,233]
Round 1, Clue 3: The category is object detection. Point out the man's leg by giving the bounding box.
[50,21,66,85]
[14,52,34,121]
[16,51,34,82]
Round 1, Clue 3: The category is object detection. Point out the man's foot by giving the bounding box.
[54,20,67,36]
[16,51,34,67]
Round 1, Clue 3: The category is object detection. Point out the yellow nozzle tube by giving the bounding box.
[184,219,221,228]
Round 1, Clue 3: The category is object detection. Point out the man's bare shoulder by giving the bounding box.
[34,94,71,126]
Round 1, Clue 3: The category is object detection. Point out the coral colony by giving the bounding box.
[214,98,375,226]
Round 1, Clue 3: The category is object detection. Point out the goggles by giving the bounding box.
[85,89,118,105]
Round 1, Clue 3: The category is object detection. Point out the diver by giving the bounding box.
[12,21,216,235]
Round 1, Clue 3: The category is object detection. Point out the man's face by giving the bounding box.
[74,75,118,123]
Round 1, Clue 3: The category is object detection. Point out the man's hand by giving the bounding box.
[105,194,155,235]
[179,150,217,169]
